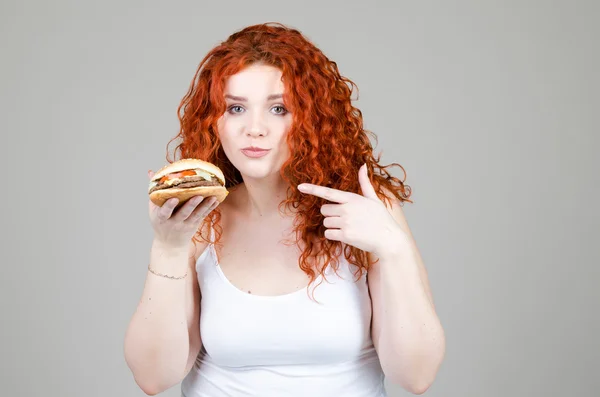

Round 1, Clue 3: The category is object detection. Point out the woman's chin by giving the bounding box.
[230,154,288,182]
[240,171,277,182]
[239,166,284,182]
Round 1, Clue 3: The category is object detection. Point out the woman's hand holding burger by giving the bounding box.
[147,169,219,250]
[146,159,229,250]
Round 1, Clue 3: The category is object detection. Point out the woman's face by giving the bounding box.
[217,63,292,181]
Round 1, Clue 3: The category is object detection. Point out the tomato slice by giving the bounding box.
[159,170,196,184]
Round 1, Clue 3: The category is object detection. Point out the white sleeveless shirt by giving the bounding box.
[181,234,387,397]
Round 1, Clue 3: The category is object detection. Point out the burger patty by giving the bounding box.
[149,176,222,194]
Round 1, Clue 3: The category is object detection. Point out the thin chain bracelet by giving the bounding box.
[148,265,187,280]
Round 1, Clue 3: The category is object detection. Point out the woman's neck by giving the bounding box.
[233,175,292,220]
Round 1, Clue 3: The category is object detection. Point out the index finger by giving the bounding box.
[297,184,355,203]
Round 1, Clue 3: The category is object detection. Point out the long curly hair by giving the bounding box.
[165,22,412,291]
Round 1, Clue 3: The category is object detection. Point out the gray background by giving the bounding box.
[1,0,598,396]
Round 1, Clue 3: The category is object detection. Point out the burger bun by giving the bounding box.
[149,185,228,207]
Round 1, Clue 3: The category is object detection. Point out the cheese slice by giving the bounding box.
[194,169,214,181]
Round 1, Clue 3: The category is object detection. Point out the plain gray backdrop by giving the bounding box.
[1,0,598,396]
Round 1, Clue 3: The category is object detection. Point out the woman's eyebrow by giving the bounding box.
[224,94,283,101]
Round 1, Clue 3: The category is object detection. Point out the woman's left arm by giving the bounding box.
[298,164,446,395]
[367,194,445,395]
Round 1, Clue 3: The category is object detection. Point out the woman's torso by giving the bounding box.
[181,188,387,396]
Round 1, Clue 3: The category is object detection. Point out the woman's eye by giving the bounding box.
[228,105,244,114]
[271,106,287,115]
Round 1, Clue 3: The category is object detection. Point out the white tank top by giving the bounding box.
[181,232,387,397]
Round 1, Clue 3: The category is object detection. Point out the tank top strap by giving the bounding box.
[194,221,219,281]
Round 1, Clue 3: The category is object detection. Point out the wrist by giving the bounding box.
[372,228,411,261]
[151,239,189,256]
[149,240,190,279]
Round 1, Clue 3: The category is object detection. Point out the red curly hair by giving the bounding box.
[165,22,412,289]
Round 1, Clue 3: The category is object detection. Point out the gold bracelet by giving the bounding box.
[148,265,187,280]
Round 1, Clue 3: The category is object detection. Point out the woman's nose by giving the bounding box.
[246,114,266,137]
[246,126,265,137]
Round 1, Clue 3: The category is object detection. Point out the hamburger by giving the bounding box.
[148,158,228,207]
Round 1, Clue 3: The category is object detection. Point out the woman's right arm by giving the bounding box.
[124,238,205,395]
[124,170,219,395]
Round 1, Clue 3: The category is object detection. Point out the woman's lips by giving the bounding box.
[241,148,270,158]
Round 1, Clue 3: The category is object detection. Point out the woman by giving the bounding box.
[124,23,445,396]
